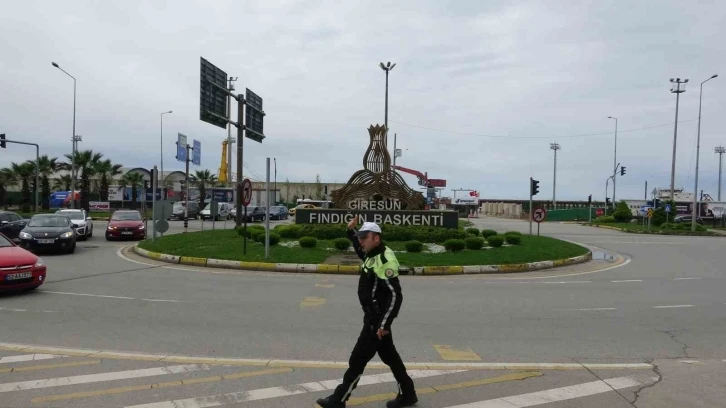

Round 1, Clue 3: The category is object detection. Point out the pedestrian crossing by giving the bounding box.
[0,350,656,407]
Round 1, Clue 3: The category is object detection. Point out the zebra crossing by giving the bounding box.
[0,349,656,407]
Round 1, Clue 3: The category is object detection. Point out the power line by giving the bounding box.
[389,118,699,140]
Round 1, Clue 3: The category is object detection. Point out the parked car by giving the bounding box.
[673,215,703,225]
[245,206,267,222]
[0,232,47,292]
[268,206,289,220]
[169,201,200,220]
[200,202,234,221]
[56,209,93,240]
[18,214,77,254]
[0,210,28,241]
[106,210,146,241]
[289,204,316,217]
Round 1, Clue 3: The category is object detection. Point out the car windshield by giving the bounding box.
[111,212,142,221]
[59,211,85,220]
[0,234,12,248]
[28,216,69,227]
[173,203,187,210]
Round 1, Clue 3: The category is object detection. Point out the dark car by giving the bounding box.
[106,210,146,240]
[18,214,77,254]
[245,206,267,222]
[268,206,289,220]
[169,201,200,220]
[0,211,28,241]
[0,232,47,292]
[673,215,703,225]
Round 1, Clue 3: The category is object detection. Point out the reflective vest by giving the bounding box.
[362,246,400,279]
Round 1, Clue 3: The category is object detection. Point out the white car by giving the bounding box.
[56,209,93,240]
[200,202,234,221]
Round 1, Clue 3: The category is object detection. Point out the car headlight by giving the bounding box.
[138,225,145,230]
[35,258,45,268]
[61,231,74,239]
[107,225,116,230]
[19,231,32,239]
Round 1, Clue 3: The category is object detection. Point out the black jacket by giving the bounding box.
[347,228,404,331]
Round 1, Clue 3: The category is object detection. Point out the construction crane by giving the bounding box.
[218,140,229,184]
[393,165,446,188]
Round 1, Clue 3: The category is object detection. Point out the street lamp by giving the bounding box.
[550,142,560,207]
[607,116,618,208]
[379,61,396,146]
[52,61,77,209]
[715,146,726,201]
[160,110,172,198]
[692,74,718,231]
[669,78,688,203]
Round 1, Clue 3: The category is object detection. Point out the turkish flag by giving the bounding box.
[469,191,479,197]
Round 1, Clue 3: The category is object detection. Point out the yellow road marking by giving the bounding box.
[30,367,292,404]
[347,371,542,405]
[315,284,335,288]
[433,345,482,361]
[300,296,327,309]
[0,360,100,373]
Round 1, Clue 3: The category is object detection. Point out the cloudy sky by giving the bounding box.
[1,0,725,201]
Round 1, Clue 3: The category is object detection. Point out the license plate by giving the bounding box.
[121,232,133,235]
[37,239,55,244]
[6,272,32,281]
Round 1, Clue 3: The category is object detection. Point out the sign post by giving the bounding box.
[151,166,158,242]
[529,177,540,235]
[647,208,654,231]
[533,207,547,236]
[241,178,252,255]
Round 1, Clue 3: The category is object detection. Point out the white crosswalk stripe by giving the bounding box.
[0,354,67,364]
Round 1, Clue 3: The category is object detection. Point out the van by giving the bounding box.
[200,202,234,221]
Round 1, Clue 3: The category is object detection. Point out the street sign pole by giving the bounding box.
[241,178,252,256]
[184,143,190,233]
[529,177,533,236]
[152,165,158,242]
[265,157,271,259]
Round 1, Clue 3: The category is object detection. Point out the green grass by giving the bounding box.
[458,219,474,228]
[138,230,588,267]
[589,221,716,236]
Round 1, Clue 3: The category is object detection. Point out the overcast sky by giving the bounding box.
[1,0,725,201]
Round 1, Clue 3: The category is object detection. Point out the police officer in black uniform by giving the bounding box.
[316,215,418,408]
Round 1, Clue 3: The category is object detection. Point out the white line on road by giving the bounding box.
[0,354,67,364]
[0,364,211,393]
[41,291,135,300]
[653,305,694,309]
[141,299,182,303]
[0,307,26,312]
[674,277,703,280]
[542,281,591,284]
[557,308,618,312]
[125,369,465,408]
[443,376,646,407]
[611,280,643,283]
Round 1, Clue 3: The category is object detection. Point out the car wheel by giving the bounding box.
[89,227,93,237]
[67,243,76,254]
[105,234,112,241]
[262,215,266,221]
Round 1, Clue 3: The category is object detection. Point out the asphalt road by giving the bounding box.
[0,217,724,407]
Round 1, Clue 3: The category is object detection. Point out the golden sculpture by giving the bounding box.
[331,125,424,210]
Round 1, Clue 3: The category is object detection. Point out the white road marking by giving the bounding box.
[674,277,703,280]
[443,376,646,407]
[0,364,211,393]
[0,307,26,312]
[41,291,135,300]
[653,305,694,309]
[611,279,642,283]
[124,369,465,408]
[141,298,182,303]
[557,308,618,311]
[542,281,591,284]
[0,354,67,364]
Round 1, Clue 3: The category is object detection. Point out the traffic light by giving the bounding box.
[144,180,149,190]
[605,197,611,207]
[530,178,540,196]
[0,134,5,149]
[588,194,592,206]
[620,166,626,176]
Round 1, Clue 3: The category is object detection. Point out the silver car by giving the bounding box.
[56,209,94,240]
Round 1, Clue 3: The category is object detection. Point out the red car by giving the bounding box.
[0,232,47,292]
[105,210,146,240]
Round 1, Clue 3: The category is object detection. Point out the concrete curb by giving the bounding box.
[132,245,593,276]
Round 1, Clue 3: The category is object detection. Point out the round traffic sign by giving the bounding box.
[241,178,252,207]
[154,219,169,233]
[533,207,547,223]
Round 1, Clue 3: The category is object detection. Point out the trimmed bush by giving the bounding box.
[481,229,498,238]
[661,222,706,232]
[274,223,468,243]
[504,231,522,237]
[236,225,264,238]
[404,240,424,253]
[275,224,303,239]
[505,235,521,245]
[253,232,281,246]
[596,215,616,223]
[464,237,485,250]
[299,236,317,248]
[443,239,466,252]
[333,238,351,250]
[465,227,480,237]
[613,201,633,222]
[487,235,504,248]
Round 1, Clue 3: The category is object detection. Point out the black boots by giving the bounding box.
[316,395,346,408]
[386,392,418,408]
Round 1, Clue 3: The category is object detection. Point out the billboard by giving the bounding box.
[199,57,229,129]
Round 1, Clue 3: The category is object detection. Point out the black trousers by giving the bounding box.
[332,325,415,402]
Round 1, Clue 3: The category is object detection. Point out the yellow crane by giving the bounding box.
[218,139,228,184]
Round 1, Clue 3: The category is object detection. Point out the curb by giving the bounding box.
[132,245,593,276]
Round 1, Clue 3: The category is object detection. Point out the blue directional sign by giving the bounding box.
[639,206,651,213]
[665,204,671,212]
[192,139,201,166]
[176,133,188,163]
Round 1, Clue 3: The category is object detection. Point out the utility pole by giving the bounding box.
[379,61,396,152]
[550,142,560,207]
[716,146,725,201]
[273,157,277,204]
[692,74,718,232]
[52,62,77,209]
[644,180,648,200]
[227,76,237,186]
[669,78,688,203]
[608,116,618,207]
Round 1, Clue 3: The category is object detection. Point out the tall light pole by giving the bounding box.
[273,157,277,204]
[715,146,726,201]
[379,61,396,148]
[160,111,172,198]
[550,142,560,207]
[669,78,689,203]
[52,62,77,209]
[692,74,718,231]
[607,116,618,208]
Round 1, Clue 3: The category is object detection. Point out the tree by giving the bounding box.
[59,149,103,211]
[284,178,290,203]
[119,172,144,210]
[315,174,323,200]
[613,200,633,222]
[94,159,123,201]
[190,170,217,208]
[0,168,17,208]
[31,155,59,210]
[10,162,36,213]
[53,174,72,191]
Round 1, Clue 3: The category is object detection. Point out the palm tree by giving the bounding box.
[53,174,73,191]
[10,162,36,213]
[30,155,59,210]
[94,159,123,201]
[190,170,217,208]
[119,172,144,210]
[59,149,103,211]
[0,168,17,208]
